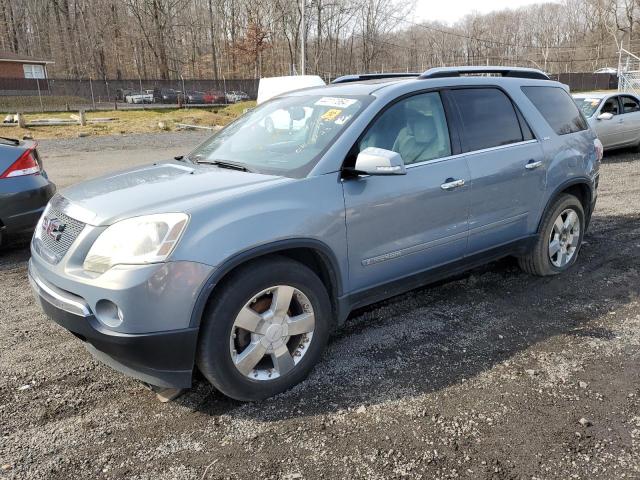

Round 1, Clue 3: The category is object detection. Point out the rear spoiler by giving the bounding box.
[0,136,20,146]
[419,66,550,81]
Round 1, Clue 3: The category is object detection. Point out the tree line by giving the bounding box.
[0,0,638,80]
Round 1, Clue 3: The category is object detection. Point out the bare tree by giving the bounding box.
[5,0,640,79]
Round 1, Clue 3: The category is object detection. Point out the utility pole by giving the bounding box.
[301,0,305,75]
[181,74,187,109]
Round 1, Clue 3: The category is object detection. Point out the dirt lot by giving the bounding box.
[1,133,639,480]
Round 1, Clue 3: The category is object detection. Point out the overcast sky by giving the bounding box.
[412,0,557,25]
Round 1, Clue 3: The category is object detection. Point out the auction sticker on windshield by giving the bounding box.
[321,109,342,121]
[315,97,359,108]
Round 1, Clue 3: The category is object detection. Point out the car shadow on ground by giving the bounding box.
[0,234,32,270]
[602,146,640,163]
[179,211,640,419]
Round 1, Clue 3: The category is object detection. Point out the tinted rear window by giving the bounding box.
[450,88,524,152]
[522,86,587,135]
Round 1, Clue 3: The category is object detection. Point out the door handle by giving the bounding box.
[525,160,543,170]
[440,178,465,190]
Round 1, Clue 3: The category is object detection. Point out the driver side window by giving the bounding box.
[601,97,620,115]
[359,92,452,165]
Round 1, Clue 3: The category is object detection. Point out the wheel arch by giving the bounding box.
[538,177,593,233]
[189,238,344,329]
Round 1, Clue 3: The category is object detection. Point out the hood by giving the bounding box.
[59,160,288,225]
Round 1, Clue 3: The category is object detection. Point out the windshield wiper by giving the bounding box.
[196,159,252,172]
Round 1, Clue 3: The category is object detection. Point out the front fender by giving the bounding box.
[188,237,344,328]
[169,173,349,325]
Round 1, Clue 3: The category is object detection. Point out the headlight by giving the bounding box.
[83,213,189,273]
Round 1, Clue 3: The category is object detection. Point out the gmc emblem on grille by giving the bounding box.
[42,216,66,242]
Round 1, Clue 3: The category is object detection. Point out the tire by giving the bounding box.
[518,193,585,276]
[196,256,332,401]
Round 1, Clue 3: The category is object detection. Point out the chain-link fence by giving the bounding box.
[548,73,618,92]
[0,77,259,113]
[0,72,619,113]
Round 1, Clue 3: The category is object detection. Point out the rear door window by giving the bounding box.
[449,88,524,152]
[621,95,640,113]
[522,86,588,135]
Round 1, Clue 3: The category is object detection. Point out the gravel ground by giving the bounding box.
[1,133,639,480]
[35,131,210,189]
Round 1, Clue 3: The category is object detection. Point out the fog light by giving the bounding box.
[95,299,123,328]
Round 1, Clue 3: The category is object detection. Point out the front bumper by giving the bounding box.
[29,258,212,388]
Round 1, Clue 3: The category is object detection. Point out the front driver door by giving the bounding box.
[342,91,471,294]
[594,95,623,149]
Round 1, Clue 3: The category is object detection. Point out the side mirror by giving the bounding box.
[353,147,406,175]
[597,112,614,120]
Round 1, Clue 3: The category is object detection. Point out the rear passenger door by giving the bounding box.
[619,95,640,146]
[446,87,546,254]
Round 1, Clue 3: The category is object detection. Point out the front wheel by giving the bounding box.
[518,193,585,276]
[196,256,331,401]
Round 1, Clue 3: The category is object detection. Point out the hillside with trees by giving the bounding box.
[0,0,638,80]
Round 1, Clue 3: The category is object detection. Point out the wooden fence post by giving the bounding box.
[17,113,25,128]
[79,109,86,126]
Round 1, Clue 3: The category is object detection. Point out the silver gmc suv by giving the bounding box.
[30,67,602,401]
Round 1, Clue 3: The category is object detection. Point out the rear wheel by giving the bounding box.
[196,256,331,401]
[518,194,585,276]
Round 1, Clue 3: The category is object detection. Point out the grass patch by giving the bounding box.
[0,101,255,139]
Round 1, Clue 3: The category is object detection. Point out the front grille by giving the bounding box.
[35,206,85,264]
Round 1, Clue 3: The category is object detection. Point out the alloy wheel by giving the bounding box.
[548,208,581,268]
[229,285,315,381]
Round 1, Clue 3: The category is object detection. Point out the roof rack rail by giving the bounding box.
[331,73,419,84]
[419,66,549,80]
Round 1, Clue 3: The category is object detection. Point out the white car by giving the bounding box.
[573,92,640,150]
[225,91,250,103]
[593,67,617,75]
[125,90,154,104]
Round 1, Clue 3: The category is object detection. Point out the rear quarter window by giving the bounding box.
[522,86,587,135]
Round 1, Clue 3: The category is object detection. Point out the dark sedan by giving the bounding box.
[153,88,180,104]
[186,91,206,104]
[0,137,55,247]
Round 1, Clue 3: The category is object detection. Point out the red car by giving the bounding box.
[203,91,226,104]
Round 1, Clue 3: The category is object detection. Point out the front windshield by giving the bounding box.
[573,97,602,117]
[189,94,370,177]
